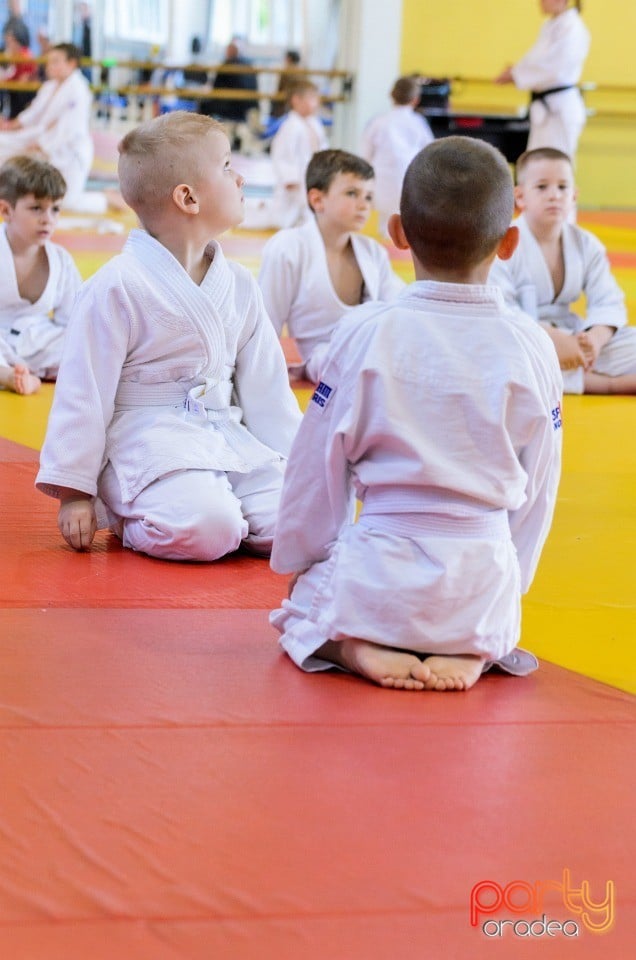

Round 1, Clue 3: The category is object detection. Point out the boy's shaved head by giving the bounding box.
[400,136,514,270]
[515,147,572,183]
[118,112,226,215]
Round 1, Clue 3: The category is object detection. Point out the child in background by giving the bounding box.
[259,149,404,383]
[36,112,301,559]
[270,137,562,692]
[360,75,433,239]
[489,147,636,394]
[270,80,329,228]
[0,155,81,394]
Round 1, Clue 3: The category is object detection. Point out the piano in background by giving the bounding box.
[417,78,530,164]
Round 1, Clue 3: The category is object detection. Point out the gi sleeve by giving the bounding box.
[580,233,627,331]
[233,282,302,457]
[257,233,300,338]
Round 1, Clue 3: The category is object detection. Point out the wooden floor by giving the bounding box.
[0,206,634,958]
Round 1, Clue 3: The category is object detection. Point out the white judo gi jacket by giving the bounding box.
[0,223,82,377]
[512,8,590,156]
[258,216,404,378]
[271,282,563,667]
[489,214,636,392]
[36,230,301,505]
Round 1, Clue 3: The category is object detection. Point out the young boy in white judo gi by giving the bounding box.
[36,111,301,561]
[258,149,404,383]
[360,75,434,239]
[0,43,124,215]
[270,136,563,692]
[270,80,329,229]
[490,147,636,394]
[0,155,81,394]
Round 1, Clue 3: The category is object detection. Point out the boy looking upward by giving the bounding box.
[37,112,300,559]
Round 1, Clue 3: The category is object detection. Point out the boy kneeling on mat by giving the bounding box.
[270,136,563,691]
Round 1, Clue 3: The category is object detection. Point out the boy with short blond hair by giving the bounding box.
[490,147,636,394]
[0,154,81,394]
[270,137,562,692]
[259,148,404,382]
[36,111,301,559]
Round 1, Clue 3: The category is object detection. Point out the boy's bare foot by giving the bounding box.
[2,363,41,395]
[319,638,432,690]
[421,654,486,691]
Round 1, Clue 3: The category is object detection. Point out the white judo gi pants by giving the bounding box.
[562,325,636,394]
[271,510,525,672]
[99,458,286,561]
[527,93,586,161]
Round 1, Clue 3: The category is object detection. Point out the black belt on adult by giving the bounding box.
[530,85,577,103]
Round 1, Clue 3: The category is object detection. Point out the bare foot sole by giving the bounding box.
[320,638,432,690]
[11,363,41,395]
[104,188,129,212]
[421,654,486,691]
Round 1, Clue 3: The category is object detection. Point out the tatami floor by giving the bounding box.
[0,200,634,958]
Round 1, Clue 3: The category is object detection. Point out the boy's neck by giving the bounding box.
[5,230,44,260]
[147,223,213,284]
[413,259,495,285]
[524,214,563,245]
[316,216,352,252]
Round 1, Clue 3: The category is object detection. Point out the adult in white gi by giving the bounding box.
[360,77,434,238]
[36,229,302,560]
[0,220,81,379]
[496,1,590,159]
[259,215,404,382]
[0,43,108,215]
[490,215,636,394]
[270,86,329,228]
[271,283,563,679]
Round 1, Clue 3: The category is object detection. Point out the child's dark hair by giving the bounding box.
[0,155,67,204]
[400,136,513,270]
[306,149,374,195]
[515,147,572,183]
[391,76,421,106]
[51,42,82,64]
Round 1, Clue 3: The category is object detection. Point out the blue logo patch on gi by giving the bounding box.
[311,381,333,408]
[551,404,562,430]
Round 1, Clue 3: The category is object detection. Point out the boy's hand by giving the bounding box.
[549,328,587,371]
[575,332,597,370]
[58,497,98,551]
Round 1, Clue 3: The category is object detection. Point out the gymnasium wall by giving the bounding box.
[399,1,636,208]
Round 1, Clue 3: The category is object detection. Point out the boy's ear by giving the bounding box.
[172,183,199,214]
[388,213,409,251]
[496,225,519,261]
[307,187,324,213]
[513,183,525,212]
[0,199,11,220]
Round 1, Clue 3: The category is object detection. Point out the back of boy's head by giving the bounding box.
[400,136,513,270]
[0,155,67,205]
[391,76,421,106]
[515,147,572,183]
[118,111,225,215]
[306,149,374,194]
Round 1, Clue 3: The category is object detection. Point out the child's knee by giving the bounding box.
[124,505,248,561]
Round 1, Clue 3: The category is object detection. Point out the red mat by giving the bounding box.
[1,438,635,958]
